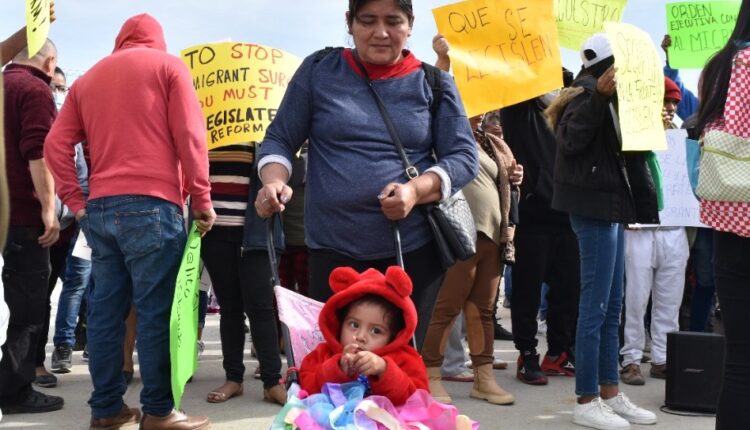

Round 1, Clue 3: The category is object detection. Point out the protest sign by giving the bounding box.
[181,43,301,150]
[666,1,741,69]
[555,0,628,50]
[25,0,51,58]
[433,0,562,117]
[605,22,666,151]
[170,223,201,410]
[656,129,707,227]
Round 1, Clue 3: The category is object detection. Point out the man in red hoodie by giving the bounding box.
[44,14,215,430]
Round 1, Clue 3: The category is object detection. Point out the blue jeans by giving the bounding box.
[80,196,186,418]
[689,228,715,332]
[569,215,624,396]
[53,227,92,347]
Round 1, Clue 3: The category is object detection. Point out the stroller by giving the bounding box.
[266,215,477,430]
[266,215,408,387]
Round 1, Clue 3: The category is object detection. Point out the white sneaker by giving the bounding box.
[573,398,630,430]
[603,393,657,425]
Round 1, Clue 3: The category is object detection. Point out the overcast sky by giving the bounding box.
[1,0,701,91]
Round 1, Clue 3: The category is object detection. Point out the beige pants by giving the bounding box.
[422,234,501,368]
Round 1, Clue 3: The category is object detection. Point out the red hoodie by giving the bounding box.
[299,266,428,406]
[44,14,211,213]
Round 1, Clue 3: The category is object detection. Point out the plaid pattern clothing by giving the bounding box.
[700,48,750,237]
[208,144,254,227]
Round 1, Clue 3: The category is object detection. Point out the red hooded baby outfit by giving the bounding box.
[299,266,429,406]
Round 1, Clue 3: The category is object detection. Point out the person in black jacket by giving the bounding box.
[547,33,658,430]
[500,69,580,387]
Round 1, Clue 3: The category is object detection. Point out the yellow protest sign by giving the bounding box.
[555,0,628,50]
[25,0,51,58]
[433,0,563,117]
[181,43,302,150]
[605,22,666,151]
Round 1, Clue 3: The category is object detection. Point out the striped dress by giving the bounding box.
[208,144,254,227]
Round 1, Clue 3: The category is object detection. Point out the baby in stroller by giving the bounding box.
[298,265,428,406]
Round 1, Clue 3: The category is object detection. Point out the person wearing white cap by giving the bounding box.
[546,33,659,430]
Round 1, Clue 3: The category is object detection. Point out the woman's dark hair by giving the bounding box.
[696,0,750,133]
[347,0,414,27]
[54,66,65,78]
[337,294,405,342]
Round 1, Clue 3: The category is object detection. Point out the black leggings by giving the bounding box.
[308,242,445,352]
[713,231,750,430]
[201,227,281,389]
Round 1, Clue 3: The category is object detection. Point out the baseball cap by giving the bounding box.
[580,33,613,69]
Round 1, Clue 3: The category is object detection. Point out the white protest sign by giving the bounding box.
[656,129,708,227]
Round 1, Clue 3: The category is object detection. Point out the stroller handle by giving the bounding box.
[264,213,406,278]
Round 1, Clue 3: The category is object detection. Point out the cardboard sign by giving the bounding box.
[666,1,741,69]
[433,0,563,117]
[170,223,201,410]
[25,0,51,58]
[656,129,707,227]
[605,22,666,151]
[555,0,628,50]
[181,42,302,150]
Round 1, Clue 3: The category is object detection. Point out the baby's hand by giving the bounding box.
[340,343,360,376]
[352,351,387,377]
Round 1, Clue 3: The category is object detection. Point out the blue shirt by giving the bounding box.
[259,51,478,259]
[664,65,700,121]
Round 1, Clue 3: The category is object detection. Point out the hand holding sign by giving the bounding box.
[432,0,563,117]
[596,65,617,97]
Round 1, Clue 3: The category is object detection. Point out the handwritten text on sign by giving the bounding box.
[170,224,201,410]
[433,0,562,117]
[554,0,628,50]
[25,0,50,58]
[666,1,740,69]
[605,22,666,151]
[181,43,301,150]
[656,130,706,227]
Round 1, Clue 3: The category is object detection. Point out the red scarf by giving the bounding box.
[343,48,421,80]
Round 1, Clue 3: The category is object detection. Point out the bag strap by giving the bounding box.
[422,62,443,116]
[351,52,419,180]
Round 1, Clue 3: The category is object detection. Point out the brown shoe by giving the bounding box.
[650,363,667,379]
[90,404,141,429]
[620,363,645,386]
[263,384,287,406]
[140,410,209,430]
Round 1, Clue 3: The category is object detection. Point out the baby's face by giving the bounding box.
[339,302,392,351]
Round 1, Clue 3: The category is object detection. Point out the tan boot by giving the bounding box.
[470,364,514,405]
[427,367,452,404]
[140,410,209,430]
[263,384,287,406]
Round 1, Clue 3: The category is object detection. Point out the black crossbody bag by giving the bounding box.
[351,54,476,269]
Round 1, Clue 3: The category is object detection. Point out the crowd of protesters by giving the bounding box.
[2,0,749,429]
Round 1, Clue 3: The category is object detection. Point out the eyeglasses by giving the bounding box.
[51,84,69,94]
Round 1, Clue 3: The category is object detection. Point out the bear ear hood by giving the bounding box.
[318,266,417,355]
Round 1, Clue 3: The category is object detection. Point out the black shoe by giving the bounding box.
[516,352,548,385]
[1,389,64,414]
[82,346,89,362]
[493,323,514,341]
[34,373,58,388]
[51,345,73,374]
